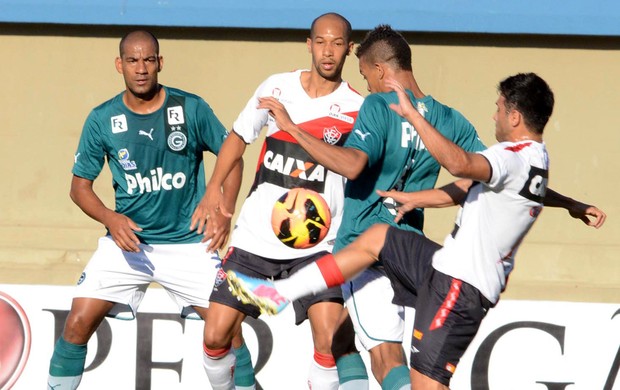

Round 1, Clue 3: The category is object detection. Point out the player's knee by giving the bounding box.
[62,313,100,344]
[203,325,234,350]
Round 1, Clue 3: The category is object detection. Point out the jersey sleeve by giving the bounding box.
[344,94,388,167]
[195,98,228,155]
[71,110,106,181]
[479,143,511,189]
[232,77,272,144]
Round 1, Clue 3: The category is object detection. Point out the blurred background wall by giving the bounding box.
[0,0,617,302]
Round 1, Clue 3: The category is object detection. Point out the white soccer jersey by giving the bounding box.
[230,70,364,259]
[432,140,549,303]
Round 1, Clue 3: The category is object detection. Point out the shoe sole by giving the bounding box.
[226,271,278,315]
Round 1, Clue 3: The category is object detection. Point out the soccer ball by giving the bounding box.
[271,188,331,249]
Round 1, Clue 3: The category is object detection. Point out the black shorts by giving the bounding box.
[379,226,440,308]
[210,247,343,325]
[380,227,492,386]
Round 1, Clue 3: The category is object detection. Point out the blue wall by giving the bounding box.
[1,0,620,36]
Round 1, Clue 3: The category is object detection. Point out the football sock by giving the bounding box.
[203,345,235,390]
[336,352,369,390]
[232,342,255,389]
[381,365,410,390]
[307,349,339,390]
[47,337,87,390]
[274,254,345,301]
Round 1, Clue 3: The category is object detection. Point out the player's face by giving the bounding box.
[116,38,162,99]
[493,95,512,141]
[359,59,383,93]
[307,17,352,81]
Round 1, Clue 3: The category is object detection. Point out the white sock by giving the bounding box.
[47,374,82,389]
[340,379,369,390]
[203,347,235,390]
[307,359,339,390]
[274,263,328,301]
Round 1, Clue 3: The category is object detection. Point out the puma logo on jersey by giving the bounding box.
[125,168,187,194]
[263,151,325,182]
[139,128,155,141]
[354,129,370,141]
[74,152,80,163]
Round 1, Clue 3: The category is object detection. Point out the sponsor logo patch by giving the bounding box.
[167,106,185,125]
[111,114,128,134]
[117,148,137,170]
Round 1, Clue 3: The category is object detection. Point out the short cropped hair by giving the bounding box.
[310,13,353,43]
[119,30,160,57]
[499,73,554,134]
[355,24,412,71]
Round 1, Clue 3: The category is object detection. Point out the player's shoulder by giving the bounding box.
[164,85,205,103]
[263,69,304,84]
[361,92,391,106]
[87,91,125,122]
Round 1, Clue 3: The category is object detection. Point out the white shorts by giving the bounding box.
[74,236,221,320]
[342,266,405,351]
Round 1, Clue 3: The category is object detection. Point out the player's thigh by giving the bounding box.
[63,297,116,343]
[75,237,152,320]
[153,242,221,312]
[202,301,247,349]
[343,267,405,351]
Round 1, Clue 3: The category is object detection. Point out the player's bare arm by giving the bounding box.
[194,132,246,250]
[543,188,606,228]
[70,175,142,252]
[377,179,472,223]
[257,96,368,179]
[386,78,492,183]
[206,155,244,251]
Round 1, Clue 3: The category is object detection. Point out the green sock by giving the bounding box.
[233,342,255,387]
[336,352,369,383]
[49,337,88,376]
[381,365,410,390]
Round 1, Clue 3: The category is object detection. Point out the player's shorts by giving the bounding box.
[381,227,492,386]
[341,226,437,351]
[74,236,221,320]
[341,267,405,351]
[210,247,343,325]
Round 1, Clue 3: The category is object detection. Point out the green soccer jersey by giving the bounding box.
[335,91,486,252]
[72,86,228,244]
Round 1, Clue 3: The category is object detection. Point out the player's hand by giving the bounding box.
[192,185,233,252]
[104,211,142,252]
[376,189,416,223]
[257,97,296,133]
[385,78,418,120]
[568,203,606,229]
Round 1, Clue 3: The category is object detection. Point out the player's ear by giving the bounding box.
[346,41,354,56]
[509,109,521,128]
[115,56,123,74]
[376,63,385,80]
[307,37,312,53]
[157,55,164,72]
